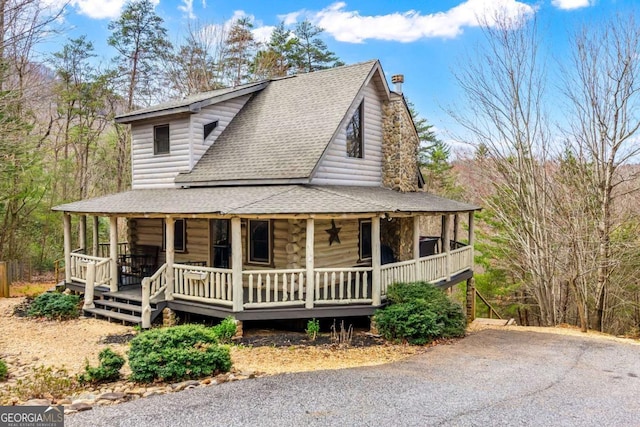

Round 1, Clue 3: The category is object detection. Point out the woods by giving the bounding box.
[1,1,640,336]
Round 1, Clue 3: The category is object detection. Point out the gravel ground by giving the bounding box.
[66,328,640,427]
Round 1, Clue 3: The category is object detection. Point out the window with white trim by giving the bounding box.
[154,124,170,154]
[346,101,363,158]
[247,219,272,265]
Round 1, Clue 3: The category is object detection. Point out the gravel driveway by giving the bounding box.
[66,329,640,427]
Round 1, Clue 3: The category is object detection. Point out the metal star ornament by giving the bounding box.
[325,219,341,245]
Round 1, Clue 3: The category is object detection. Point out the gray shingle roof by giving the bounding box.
[174,60,381,185]
[115,81,267,123]
[53,185,480,216]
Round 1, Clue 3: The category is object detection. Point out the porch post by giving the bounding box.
[165,217,175,301]
[413,216,421,281]
[92,216,99,257]
[372,216,381,306]
[453,214,459,246]
[231,217,243,312]
[305,218,315,309]
[443,215,451,281]
[63,213,71,283]
[78,215,87,254]
[109,217,118,292]
[468,211,475,270]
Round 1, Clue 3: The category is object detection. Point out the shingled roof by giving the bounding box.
[174,60,386,186]
[53,185,479,216]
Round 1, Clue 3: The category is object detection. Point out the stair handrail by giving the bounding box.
[475,288,502,320]
[141,263,168,329]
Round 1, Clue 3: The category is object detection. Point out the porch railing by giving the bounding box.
[450,246,473,276]
[417,253,448,283]
[314,267,372,305]
[380,260,415,296]
[69,252,111,287]
[172,263,234,306]
[244,269,306,308]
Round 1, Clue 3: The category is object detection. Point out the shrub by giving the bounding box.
[0,359,7,381]
[211,317,237,344]
[128,324,232,383]
[78,348,125,384]
[305,318,320,341]
[4,366,79,402]
[27,292,80,320]
[375,282,466,345]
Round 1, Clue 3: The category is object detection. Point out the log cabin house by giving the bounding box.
[53,60,480,329]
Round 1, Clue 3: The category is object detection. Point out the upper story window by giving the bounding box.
[247,219,272,265]
[346,101,363,158]
[154,124,170,155]
[204,121,218,140]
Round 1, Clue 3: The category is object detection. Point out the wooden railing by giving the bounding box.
[172,263,233,306]
[69,253,111,287]
[417,254,448,283]
[146,263,168,301]
[380,260,415,295]
[314,267,372,305]
[244,269,306,308]
[98,242,129,258]
[450,246,473,276]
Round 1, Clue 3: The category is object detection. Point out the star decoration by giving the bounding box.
[325,219,341,246]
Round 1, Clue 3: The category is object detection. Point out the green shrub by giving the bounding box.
[306,318,320,341]
[128,324,232,383]
[211,317,237,344]
[0,359,7,381]
[375,282,466,345]
[78,348,125,384]
[27,292,80,320]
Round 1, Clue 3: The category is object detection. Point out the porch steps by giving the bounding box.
[83,291,164,326]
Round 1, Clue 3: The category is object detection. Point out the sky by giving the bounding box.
[40,0,636,150]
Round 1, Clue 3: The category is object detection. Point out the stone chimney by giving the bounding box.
[381,74,419,193]
[391,74,404,94]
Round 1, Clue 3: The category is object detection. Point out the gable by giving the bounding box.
[310,69,386,186]
[175,60,386,187]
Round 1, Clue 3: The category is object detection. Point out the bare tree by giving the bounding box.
[562,14,640,332]
[449,11,564,325]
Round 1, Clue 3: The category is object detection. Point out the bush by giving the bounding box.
[78,348,125,384]
[211,317,237,344]
[375,282,466,345]
[3,366,79,402]
[128,324,232,383]
[27,292,80,320]
[0,359,7,381]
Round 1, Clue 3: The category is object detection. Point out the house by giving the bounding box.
[53,60,480,330]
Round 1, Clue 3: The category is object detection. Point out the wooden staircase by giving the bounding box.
[84,289,165,326]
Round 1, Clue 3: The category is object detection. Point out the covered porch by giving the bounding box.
[55,185,479,327]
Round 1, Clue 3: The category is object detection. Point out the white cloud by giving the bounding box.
[47,0,160,20]
[252,25,275,44]
[278,11,302,26]
[200,10,275,45]
[551,0,593,10]
[179,0,195,19]
[288,0,536,43]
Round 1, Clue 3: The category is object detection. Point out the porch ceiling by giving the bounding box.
[52,185,480,216]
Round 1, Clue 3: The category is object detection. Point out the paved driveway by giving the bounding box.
[66,329,640,427]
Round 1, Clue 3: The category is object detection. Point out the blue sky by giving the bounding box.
[42,0,632,148]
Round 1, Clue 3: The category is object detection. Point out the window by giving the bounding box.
[248,219,272,265]
[154,124,170,155]
[163,219,186,252]
[359,219,372,261]
[204,121,218,140]
[211,219,230,268]
[346,101,363,158]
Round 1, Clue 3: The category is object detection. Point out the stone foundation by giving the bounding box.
[162,307,177,327]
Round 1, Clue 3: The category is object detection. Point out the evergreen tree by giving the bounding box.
[223,17,259,86]
[291,20,343,73]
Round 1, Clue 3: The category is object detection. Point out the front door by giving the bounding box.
[210,219,230,268]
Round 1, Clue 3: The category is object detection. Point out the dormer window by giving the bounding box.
[204,121,218,140]
[154,124,170,155]
[346,101,363,158]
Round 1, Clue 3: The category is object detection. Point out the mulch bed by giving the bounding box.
[238,331,385,348]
